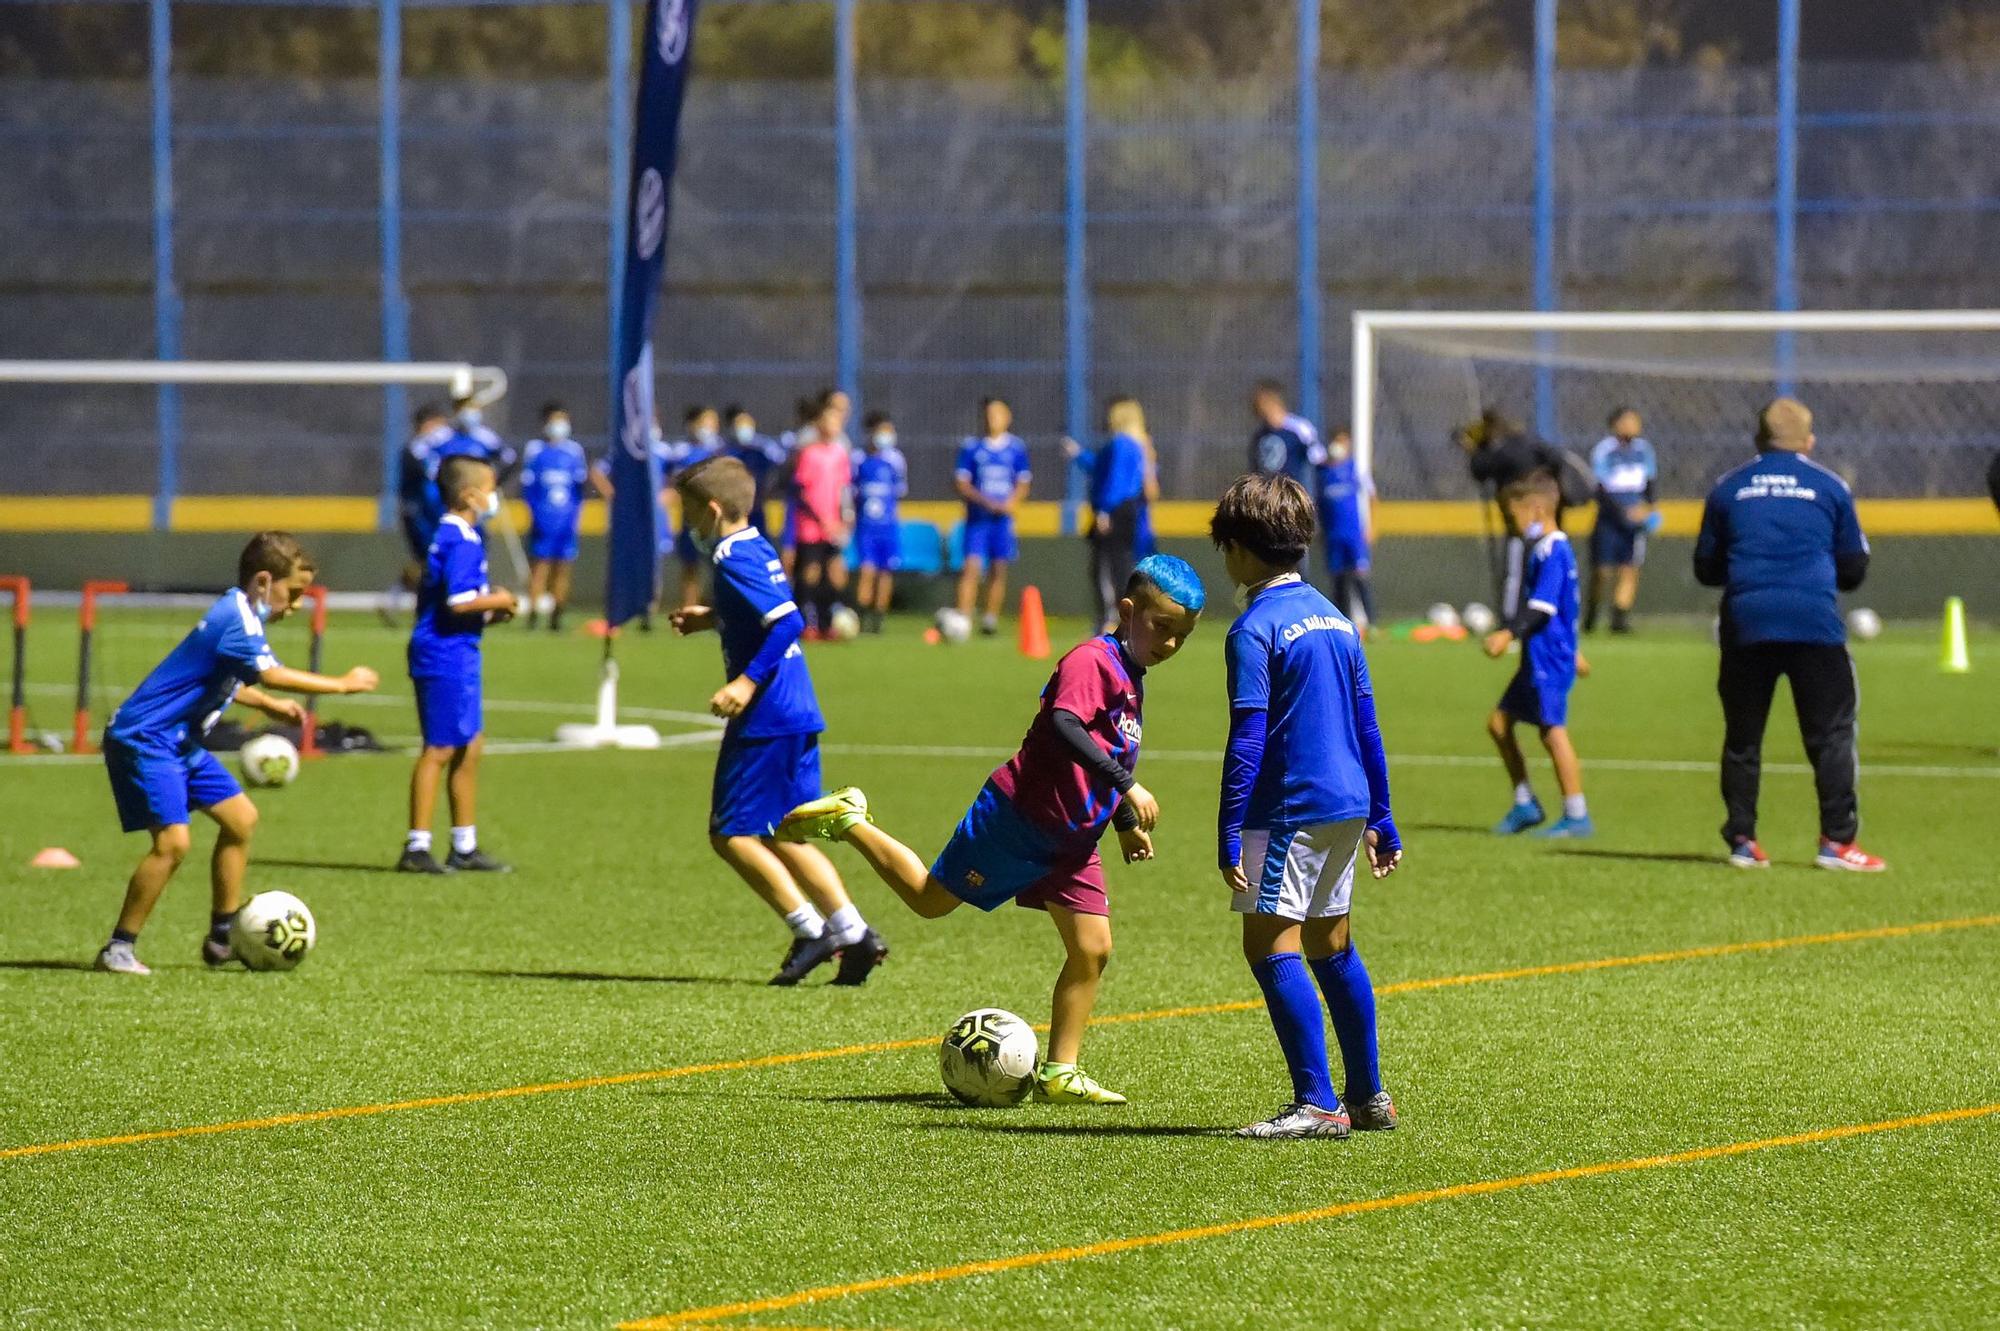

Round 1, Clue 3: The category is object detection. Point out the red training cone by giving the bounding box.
[31,847,80,869]
[1019,586,1052,660]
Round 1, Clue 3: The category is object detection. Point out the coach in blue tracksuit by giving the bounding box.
[1694,398,1882,873]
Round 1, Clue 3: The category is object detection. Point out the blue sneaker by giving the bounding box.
[1536,815,1595,839]
[1492,801,1545,835]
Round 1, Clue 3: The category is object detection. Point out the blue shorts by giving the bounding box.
[104,738,242,833]
[962,515,1018,564]
[1499,667,1571,728]
[413,668,483,748]
[1592,520,1646,568]
[711,731,823,837]
[930,781,1107,915]
[1324,533,1371,574]
[529,514,580,563]
[855,523,901,572]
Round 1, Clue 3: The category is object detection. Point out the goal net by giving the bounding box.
[1352,311,2000,505]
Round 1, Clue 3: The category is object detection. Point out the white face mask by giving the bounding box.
[695,427,720,447]
[482,490,502,519]
[873,430,895,450]
[457,407,482,429]
[689,524,717,556]
[1523,519,1546,540]
[250,581,273,622]
[1232,582,1252,611]
[1329,443,1351,463]
[546,418,571,441]
[732,422,755,445]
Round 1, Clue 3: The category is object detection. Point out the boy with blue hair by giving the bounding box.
[783,554,1206,1104]
[1211,472,1402,1139]
[95,532,381,974]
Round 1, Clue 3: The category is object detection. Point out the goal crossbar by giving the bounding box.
[0,360,508,405]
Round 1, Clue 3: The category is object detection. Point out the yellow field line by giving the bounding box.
[3,912,1994,1164]
[623,1101,2000,1329]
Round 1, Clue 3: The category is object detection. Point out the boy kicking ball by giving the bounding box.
[96,532,380,974]
[1211,474,1401,1139]
[781,555,1206,1104]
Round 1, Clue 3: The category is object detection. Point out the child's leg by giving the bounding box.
[855,564,877,611]
[1614,564,1640,612]
[446,736,482,830]
[874,571,894,613]
[955,555,983,616]
[1487,708,1531,792]
[407,745,453,847]
[1330,570,1354,618]
[1241,914,1338,1109]
[1586,563,1609,630]
[770,839,871,944]
[710,834,810,917]
[1351,569,1378,626]
[1541,724,1585,800]
[836,822,960,919]
[114,824,192,937]
[526,560,549,623]
[1045,904,1111,1065]
[551,559,573,612]
[204,794,258,920]
[1304,915,1383,1101]
[983,560,1008,623]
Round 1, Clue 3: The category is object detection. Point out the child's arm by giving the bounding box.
[1351,682,1402,879]
[235,684,305,724]
[1048,709,1156,829]
[1217,706,1264,892]
[260,664,379,696]
[450,588,519,620]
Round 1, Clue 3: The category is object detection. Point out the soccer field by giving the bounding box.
[3,612,1997,1329]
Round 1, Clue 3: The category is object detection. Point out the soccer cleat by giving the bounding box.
[1346,1089,1398,1131]
[776,787,872,843]
[831,927,889,986]
[1728,839,1771,869]
[201,935,238,968]
[1492,800,1546,835]
[445,848,512,873]
[769,932,843,986]
[93,942,150,976]
[1535,814,1594,839]
[396,848,453,875]
[1817,839,1886,873]
[1234,1101,1351,1140]
[1033,1064,1127,1105]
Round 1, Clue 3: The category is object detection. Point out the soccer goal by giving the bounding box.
[1351,310,2000,504]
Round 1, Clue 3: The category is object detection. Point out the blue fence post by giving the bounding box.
[1774,0,1800,391]
[1061,0,1090,535]
[608,0,631,424]
[833,0,860,405]
[1295,0,1320,430]
[377,0,407,532]
[149,0,179,532]
[1531,0,1557,444]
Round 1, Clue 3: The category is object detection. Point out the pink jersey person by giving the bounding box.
[791,438,852,547]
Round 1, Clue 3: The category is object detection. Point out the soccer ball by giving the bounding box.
[239,733,299,788]
[1462,602,1497,635]
[231,890,316,972]
[939,1007,1038,1107]
[1847,607,1882,641]
[934,607,973,644]
[828,605,862,641]
[1426,602,1462,631]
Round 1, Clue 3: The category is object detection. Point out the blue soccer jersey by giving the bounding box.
[521,438,589,526]
[409,515,491,678]
[956,435,1032,513]
[1519,527,1581,683]
[853,446,907,529]
[1695,451,1868,647]
[105,589,280,755]
[1316,453,1373,542]
[1591,434,1657,529]
[1224,575,1374,831]
[710,526,824,740]
[1249,414,1325,487]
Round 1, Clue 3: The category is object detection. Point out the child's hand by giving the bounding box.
[1482,628,1514,658]
[1574,651,1592,678]
[262,696,307,725]
[341,666,380,694]
[1221,861,1250,895]
[493,588,520,621]
[708,675,757,719]
[1123,782,1160,831]
[671,605,715,635]
[1060,436,1083,460]
[1365,827,1403,879]
[1117,825,1153,863]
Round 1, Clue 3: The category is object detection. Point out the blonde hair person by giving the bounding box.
[1086,396,1152,632]
[1105,396,1149,447]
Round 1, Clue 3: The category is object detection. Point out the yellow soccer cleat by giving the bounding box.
[776,786,871,842]
[1033,1063,1127,1105]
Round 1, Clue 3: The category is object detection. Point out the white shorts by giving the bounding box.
[1233,819,1365,921]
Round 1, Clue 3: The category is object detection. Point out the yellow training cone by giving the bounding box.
[1941,597,1971,674]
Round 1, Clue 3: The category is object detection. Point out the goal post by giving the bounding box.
[0,360,508,402]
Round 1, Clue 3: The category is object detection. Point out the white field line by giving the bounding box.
[21,682,723,729]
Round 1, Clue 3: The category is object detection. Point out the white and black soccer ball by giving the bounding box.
[239,733,299,788]
[1461,602,1497,635]
[1847,607,1882,642]
[1426,602,1462,631]
[934,607,973,645]
[232,890,316,972]
[939,1007,1038,1107]
[828,605,862,641]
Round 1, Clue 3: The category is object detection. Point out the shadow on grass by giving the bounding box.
[256,857,405,875]
[801,1091,962,1108]
[1553,847,1722,866]
[1400,821,1489,834]
[921,1121,1223,1138]
[444,968,763,986]
[0,959,95,972]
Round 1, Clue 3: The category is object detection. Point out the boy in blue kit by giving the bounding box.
[95,532,381,974]
[723,404,786,539]
[852,411,907,634]
[1211,473,1402,1139]
[519,401,590,632]
[1586,406,1658,634]
[399,456,520,875]
[782,555,1205,1103]
[1483,474,1592,838]
[666,405,723,611]
[1315,426,1378,632]
[954,396,1033,636]
[669,456,889,986]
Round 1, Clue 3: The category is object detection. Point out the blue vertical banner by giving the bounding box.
[606,0,701,627]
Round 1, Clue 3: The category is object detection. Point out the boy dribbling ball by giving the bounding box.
[780,555,1206,1105]
[96,532,380,974]
[1211,473,1402,1139]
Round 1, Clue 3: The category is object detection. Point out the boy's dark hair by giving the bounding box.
[794,396,818,425]
[723,402,748,420]
[1253,378,1286,400]
[438,454,494,508]
[864,410,892,431]
[684,403,712,426]
[1209,472,1316,568]
[676,454,757,522]
[412,402,447,430]
[1502,473,1560,507]
[540,400,566,420]
[1607,404,1635,427]
[979,394,1008,412]
[238,531,315,586]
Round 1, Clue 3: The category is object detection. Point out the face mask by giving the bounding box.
[1232,583,1252,611]
[695,427,720,447]
[483,490,501,520]
[1523,519,1546,540]
[457,408,482,429]
[250,581,273,622]
[1329,443,1351,463]
[733,423,754,445]
[689,525,717,557]
[546,419,571,441]
[873,431,895,450]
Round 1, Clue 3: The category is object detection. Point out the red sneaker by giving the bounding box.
[1728,839,1771,869]
[1816,839,1886,872]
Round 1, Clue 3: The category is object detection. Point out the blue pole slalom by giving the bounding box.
[377,0,408,532]
[833,0,860,406]
[1531,0,1557,444]
[1775,0,1800,393]
[1295,0,1320,431]
[608,0,632,425]
[149,0,179,532]
[1061,0,1090,535]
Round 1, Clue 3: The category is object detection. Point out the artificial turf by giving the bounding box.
[2,606,1996,1329]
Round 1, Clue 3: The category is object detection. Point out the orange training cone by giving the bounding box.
[1019,585,1052,660]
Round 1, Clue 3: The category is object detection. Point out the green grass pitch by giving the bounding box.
[2,607,1997,1329]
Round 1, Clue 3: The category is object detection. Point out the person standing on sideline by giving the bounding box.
[1087,398,1150,634]
[1586,406,1658,635]
[954,397,1034,637]
[1694,398,1882,872]
[1247,380,1324,489]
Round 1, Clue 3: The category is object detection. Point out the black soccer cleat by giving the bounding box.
[201,935,239,968]
[769,932,843,986]
[445,848,512,874]
[831,928,889,986]
[397,848,453,875]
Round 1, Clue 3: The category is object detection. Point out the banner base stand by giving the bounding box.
[553,656,663,750]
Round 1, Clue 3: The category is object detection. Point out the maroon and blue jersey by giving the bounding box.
[989,634,1143,841]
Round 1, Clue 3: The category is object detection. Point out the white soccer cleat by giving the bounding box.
[93,942,151,976]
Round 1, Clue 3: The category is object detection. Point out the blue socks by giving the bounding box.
[1250,952,1337,1110]
[1311,946,1382,1100]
